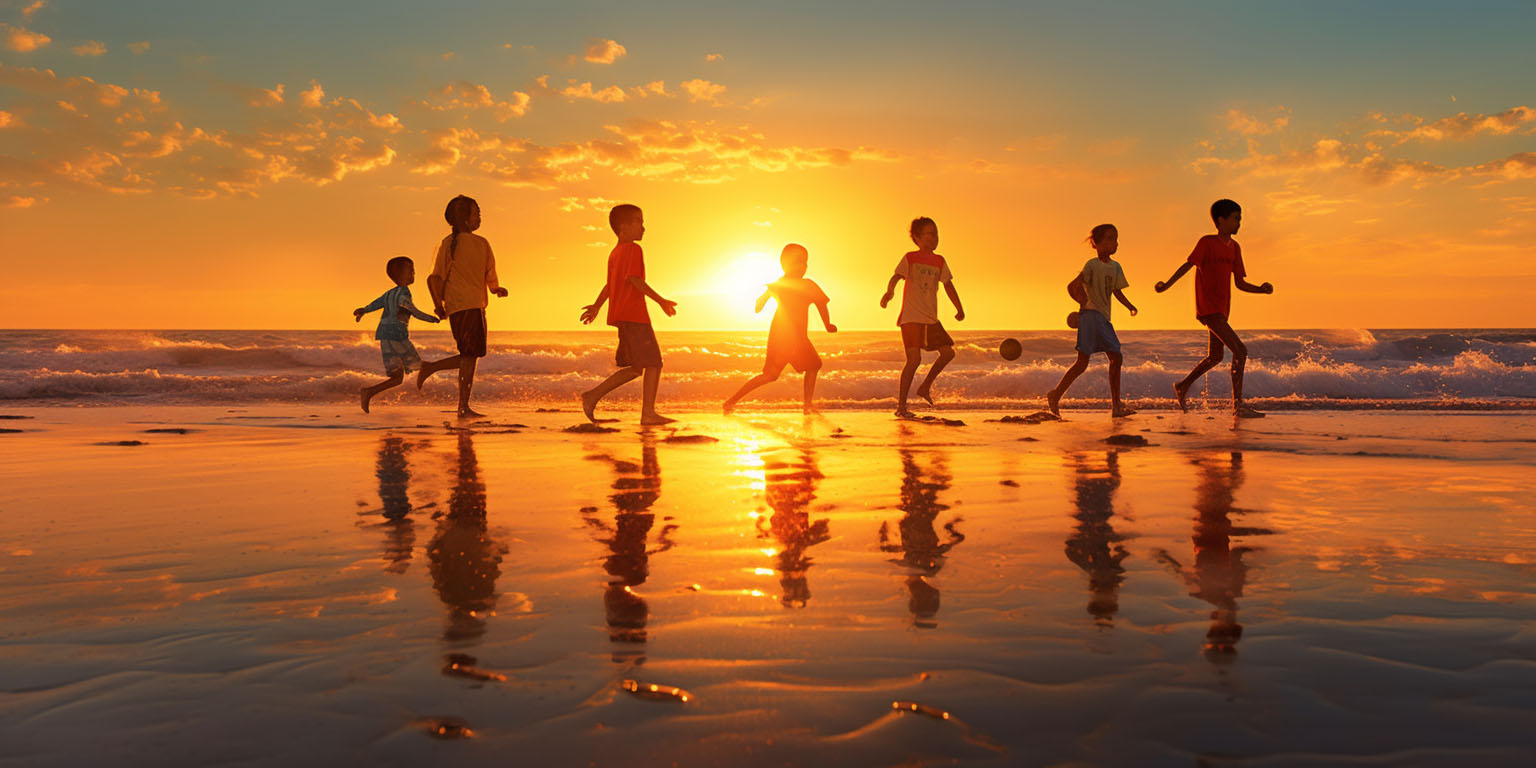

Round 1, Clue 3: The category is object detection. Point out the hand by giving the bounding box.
[1154,281,1168,293]
[658,298,678,317]
[826,323,838,333]
[434,304,448,320]
[1260,282,1274,294]
[955,309,965,321]
[880,292,893,308]
[1129,307,1138,317]
[353,309,363,322]
[492,287,508,298]
[579,304,599,324]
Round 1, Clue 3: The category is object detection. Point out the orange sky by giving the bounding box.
[2,1,1534,330]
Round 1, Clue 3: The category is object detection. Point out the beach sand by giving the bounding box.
[2,405,1534,766]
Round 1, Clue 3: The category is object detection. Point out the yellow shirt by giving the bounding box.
[430,232,501,315]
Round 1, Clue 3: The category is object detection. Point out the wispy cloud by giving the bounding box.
[72,40,106,57]
[248,83,285,107]
[299,81,325,108]
[1371,105,1536,143]
[1475,152,1536,180]
[705,53,724,63]
[422,81,531,121]
[583,38,626,64]
[126,41,150,55]
[556,80,628,103]
[1224,106,1290,136]
[679,79,725,104]
[20,1,46,19]
[2,24,51,52]
[4,194,40,208]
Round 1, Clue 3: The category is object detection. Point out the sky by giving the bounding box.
[1,0,1534,331]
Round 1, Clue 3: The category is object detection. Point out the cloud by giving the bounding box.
[248,83,284,107]
[557,80,627,103]
[423,81,531,120]
[300,81,325,108]
[679,79,725,104]
[127,41,150,54]
[2,24,51,52]
[21,1,46,19]
[705,53,724,63]
[72,40,106,57]
[1224,107,1289,136]
[1475,152,1536,180]
[1373,105,1536,143]
[4,195,41,208]
[583,38,626,64]
[0,110,14,128]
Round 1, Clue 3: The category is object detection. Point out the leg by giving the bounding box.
[897,347,921,416]
[803,368,819,413]
[1108,351,1135,417]
[582,367,642,422]
[1047,352,1091,416]
[455,356,481,417]
[361,373,404,413]
[1202,318,1256,416]
[1175,331,1225,412]
[640,366,674,424]
[417,354,461,389]
[915,346,955,405]
[724,367,783,413]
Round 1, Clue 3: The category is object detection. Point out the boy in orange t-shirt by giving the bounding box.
[1154,199,1275,418]
[578,204,678,425]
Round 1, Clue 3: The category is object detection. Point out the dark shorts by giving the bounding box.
[900,322,953,351]
[1197,313,1229,328]
[449,308,487,358]
[615,321,662,369]
[1075,310,1122,356]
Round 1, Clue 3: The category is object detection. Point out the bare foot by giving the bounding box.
[1173,381,1190,412]
[722,400,736,415]
[1235,405,1266,419]
[916,385,935,406]
[457,406,486,418]
[640,412,676,425]
[894,408,917,419]
[581,390,600,423]
[1112,405,1137,418]
[1045,389,1062,416]
[802,405,820,415]
[360,388,371,414]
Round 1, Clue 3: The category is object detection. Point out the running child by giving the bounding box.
[1154,199,1275,418]
[354,256,440,413]
[880,216,965,417]
[417,195,508,417]
[723,243,837,414]
[1046,224,1138,418]
[578,203,678,425]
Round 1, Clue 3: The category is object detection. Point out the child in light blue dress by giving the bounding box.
[354,256,440,412]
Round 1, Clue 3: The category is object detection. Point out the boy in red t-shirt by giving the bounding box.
[1154,199,1275,418]
[880,216,965,418]
[578,204,678,424]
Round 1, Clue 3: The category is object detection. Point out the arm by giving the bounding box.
[944,280,965,321]
[880,274,902,308]
[1235,276,1274,294]
[628,275,677,316]
[754,289,772,314]
[1114,289,1138,317]
[426,275,448,318]
[1155,262,1194,293]
[353,294,388,322]
[579,284,610,324]
[486,246,507,298]
[816,301,836,333]
[400,295,440,323]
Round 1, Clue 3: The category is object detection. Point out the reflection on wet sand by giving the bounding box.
[582,430,677,663]
[880,434,964,628]
[372,435,417,574]
[427,432,504,644]
[1156,451,1273,661]
[757,447,829,608]
[1064,451,1131,627]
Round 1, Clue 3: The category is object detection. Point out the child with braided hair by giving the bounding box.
[418,195,508,417]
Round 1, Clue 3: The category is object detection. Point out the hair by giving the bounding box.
[1210,198,1241,223]
[909,216,937,238]
[385,256,413,282]
[1086,223,1117,245]
[609,203,642,235]
[443,194,478,269]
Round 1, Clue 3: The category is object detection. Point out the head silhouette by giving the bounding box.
[780,243,808,278]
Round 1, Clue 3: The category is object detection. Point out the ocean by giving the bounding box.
[2,328,1533,409]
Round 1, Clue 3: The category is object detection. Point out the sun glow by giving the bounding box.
[713,252,784,320]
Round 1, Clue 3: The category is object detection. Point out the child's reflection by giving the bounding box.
[581,431,677,663]
[427,432,504,644]
[372,435,417,574]
[879,440,964,628]
[757,447,829,608]
[1065,451,1130,627]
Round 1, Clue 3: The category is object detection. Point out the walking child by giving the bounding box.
[1154,199,1274,418]
[355,256,440,413]
[417,195,508,417]
[578,204,678,425]
[880,217,965,418]
[723,243,837,414]
[1046,224,1138,418]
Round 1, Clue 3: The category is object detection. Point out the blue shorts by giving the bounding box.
[381,338,421,375]
[1075,310,1122,356]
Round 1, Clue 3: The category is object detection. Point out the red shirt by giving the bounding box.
[606,242,649,325]
[1187,235,1246,319]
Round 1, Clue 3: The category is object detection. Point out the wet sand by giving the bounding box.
[2,406,1534,766]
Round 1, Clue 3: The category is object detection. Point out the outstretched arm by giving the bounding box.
[944,280,965,321]
[354,294,387,322]
[1155,263,1194,293]
[816,300,836,332]
[754,289,772,314]
[1114,289,1138,317]
[880,274,902,308]
[580,284,610,324]
[629,275,678,316]
[1235,276,1274,294]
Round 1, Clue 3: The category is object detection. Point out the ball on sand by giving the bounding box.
[999,338,1023,361]
[1067,311,1081,329]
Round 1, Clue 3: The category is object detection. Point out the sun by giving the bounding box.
[715,251,783,312]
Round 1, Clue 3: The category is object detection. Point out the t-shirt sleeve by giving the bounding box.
[939,258,953,283]
[1186,237,1208,268]
[1115,263,1129,291]
[484,241,501,290]
[430,239,450,280]
[809,280,829,305]
[619,243,645,282]
[1232,243,1246,279]
[893,255,911,278]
